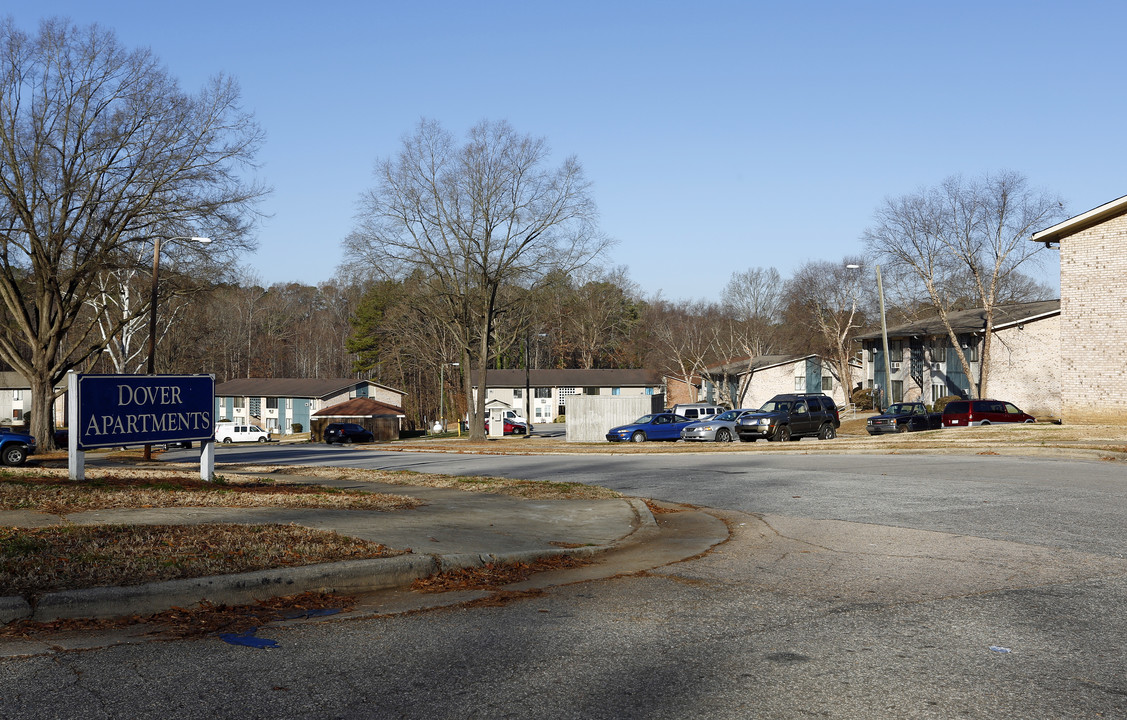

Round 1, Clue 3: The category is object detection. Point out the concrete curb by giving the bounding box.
[4,547,618,624]
[1,499,655,625]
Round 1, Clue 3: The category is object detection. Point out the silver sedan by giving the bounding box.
[680,409,756,442]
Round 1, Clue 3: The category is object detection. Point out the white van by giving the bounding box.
[215,423,270,443]
[671,403,724,421]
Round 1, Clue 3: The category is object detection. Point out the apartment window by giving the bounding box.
[612,387,621,396]
[513,388,523,399]
[286,399,293,411]
[931,384,946,402]
[534,387,552,399]
[892,380,904,403]
[12,390,22,401]
[822,376,833,391]
[645,387,654,395]
[794,376,804,391]
[584,387,600,395]
[963,341,979,362]
[266,397,279,410]
[234,397,245,409]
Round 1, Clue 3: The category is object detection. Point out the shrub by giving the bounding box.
[291,423,304,433]
[851,387,875,411]
[932,395,962,413]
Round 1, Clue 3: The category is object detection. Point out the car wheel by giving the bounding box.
[896,424,909,434]
[716,428,732,443]
[818,423,837,440]
[771,425,791,442]
[325,438,333,444]
[2,444,27,466]
[631,431,646,443]
[222,438,233,444]
[258,436,267,443]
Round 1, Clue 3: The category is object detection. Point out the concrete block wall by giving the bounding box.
[566,395,664,443]
[984,315,1061,419]
[1060,213,1127,424]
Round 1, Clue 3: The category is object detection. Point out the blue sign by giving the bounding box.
[76,374,215,450]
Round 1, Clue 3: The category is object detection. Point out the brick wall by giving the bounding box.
[984,315,1061,419]
[1060,213,1127,424]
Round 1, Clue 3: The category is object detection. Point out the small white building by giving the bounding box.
[471,369,664,422]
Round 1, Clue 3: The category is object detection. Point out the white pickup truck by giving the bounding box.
[214,423,270,443]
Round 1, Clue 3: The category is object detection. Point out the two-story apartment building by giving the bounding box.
[1032,194,1127,424]
[854,300,1061,416]
[215,377,405,435]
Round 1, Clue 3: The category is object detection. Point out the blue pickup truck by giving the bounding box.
[0,427,35,465]
[866,402,943,435]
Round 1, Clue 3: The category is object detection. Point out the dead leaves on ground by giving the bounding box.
[411,555,592,593]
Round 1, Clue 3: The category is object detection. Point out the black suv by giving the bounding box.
[736,393,840,442]
[323,422,375,444]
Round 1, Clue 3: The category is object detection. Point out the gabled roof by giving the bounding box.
[854,300,1060,342]
[1032,194,1127,245]
[312,397,404,417]
[705,354,814,376]
[472,368,663,388]
[216,377,403,399]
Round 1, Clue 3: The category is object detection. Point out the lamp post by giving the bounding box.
[144,236,210,460]
[847,263,893,411]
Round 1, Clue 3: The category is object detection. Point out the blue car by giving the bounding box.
[606,412,694,443]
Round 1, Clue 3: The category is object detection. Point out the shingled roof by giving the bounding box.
[470,368,663,388]
[853,300,1060,342]
[312,398,404,417]
[215,377,402,399]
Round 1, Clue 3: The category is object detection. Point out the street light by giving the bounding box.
[144,235,210,460]
[847,263,892,411]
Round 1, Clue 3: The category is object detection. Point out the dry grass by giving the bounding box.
[0,523,405,599]
[243,465,624,500]
[0,474,420,514]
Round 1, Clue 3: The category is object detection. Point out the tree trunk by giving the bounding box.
[29,372,58,452]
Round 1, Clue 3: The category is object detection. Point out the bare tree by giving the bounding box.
[784,257,867,395]
[0,19,265,446]
[344,119,609,440]
[863,171,1063,398]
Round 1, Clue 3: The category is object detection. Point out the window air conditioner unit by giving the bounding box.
[889,361,902,371]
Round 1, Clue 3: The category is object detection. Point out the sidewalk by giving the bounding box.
[0,473,729,627]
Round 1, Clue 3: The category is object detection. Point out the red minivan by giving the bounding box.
[942,399,1035,427]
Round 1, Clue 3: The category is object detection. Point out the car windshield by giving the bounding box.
[715,410,740,421]
[887,403,917,415]
[758,400,792,413]
[632,414,658,425]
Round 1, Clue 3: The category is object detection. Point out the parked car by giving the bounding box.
[484,418,527,435]
[324,422,376,444]
[942,400,1035,427]
[501,410,529,426]
[681,409,756,442]
[0,428,35,466]
[670,403,725,421]
[214,424,270,444]
[736,393,840,442]
[607,412,694,442]
[867,402,943,435]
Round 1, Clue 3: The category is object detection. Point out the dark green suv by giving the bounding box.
[735,393,840,442]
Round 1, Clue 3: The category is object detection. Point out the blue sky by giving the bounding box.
[11,1,1126,301]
